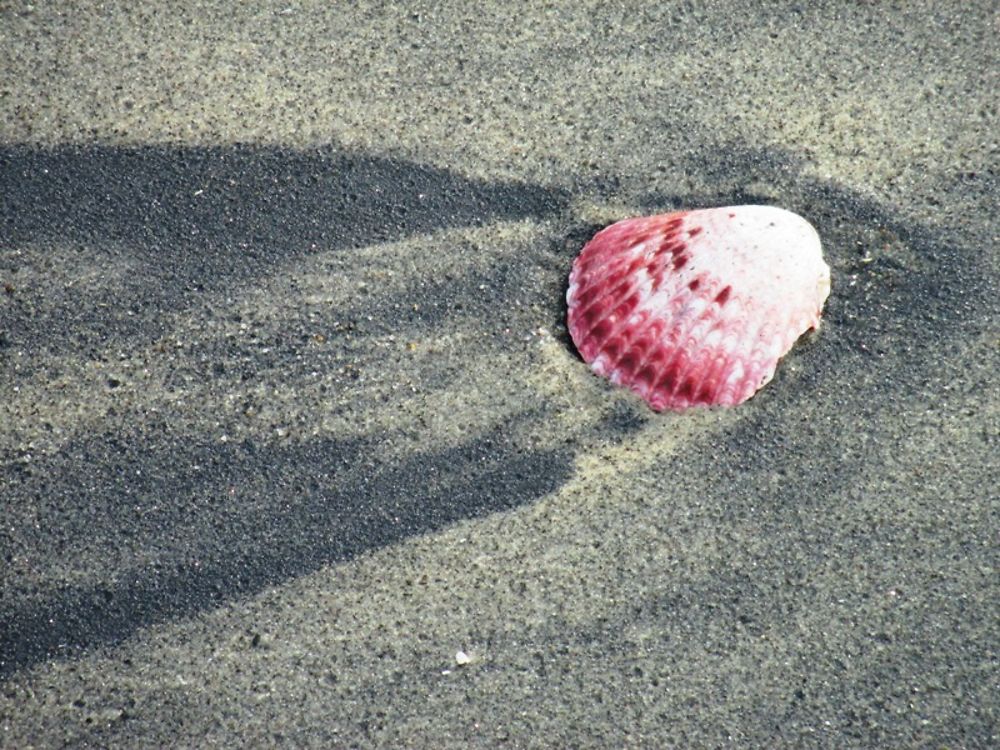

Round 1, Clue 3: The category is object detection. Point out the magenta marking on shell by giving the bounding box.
[566,206,831,412]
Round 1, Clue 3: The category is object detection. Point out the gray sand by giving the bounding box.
[1,1,997,747]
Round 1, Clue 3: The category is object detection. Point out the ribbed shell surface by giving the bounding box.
[566,205,830,411]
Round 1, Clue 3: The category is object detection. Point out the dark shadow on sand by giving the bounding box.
[0,143,571,359]
[1,141,995,685]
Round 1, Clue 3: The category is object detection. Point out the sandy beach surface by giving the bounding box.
[1,2,997,747]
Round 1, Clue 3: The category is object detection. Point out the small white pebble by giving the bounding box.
[455,650,471,666]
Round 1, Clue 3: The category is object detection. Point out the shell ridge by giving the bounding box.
[573,269,653,362]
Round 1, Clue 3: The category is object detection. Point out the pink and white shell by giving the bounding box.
[566,205,831,411]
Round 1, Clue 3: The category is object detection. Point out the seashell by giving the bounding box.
[566,205,830,411]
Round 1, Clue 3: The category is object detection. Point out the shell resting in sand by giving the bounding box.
[566,205,831,411]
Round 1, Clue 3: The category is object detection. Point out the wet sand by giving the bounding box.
[1,2,997,747]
